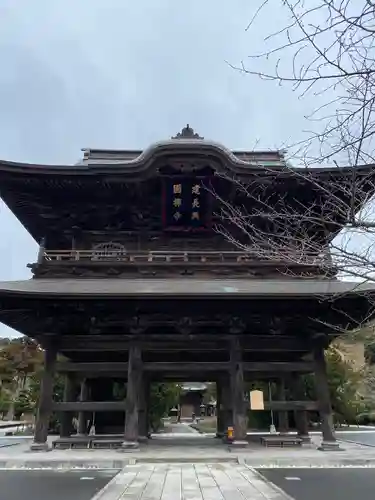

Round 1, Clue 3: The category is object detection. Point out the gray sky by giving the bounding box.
[0,0,328,338]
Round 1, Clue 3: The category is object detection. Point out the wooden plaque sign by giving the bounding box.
[249,390,264,410]
[162,176,212,231]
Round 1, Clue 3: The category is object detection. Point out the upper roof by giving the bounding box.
[0,124,372,175]
[0,125,289,175]
[1,125,374,243]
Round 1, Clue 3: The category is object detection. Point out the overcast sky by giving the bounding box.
[0,0,334,338]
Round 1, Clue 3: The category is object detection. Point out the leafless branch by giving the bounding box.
[238,0,375,165]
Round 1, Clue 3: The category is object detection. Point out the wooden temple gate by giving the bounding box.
[29,331,337,450]
[0,126,374,452]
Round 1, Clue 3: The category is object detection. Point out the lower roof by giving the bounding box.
[0,278,373,298]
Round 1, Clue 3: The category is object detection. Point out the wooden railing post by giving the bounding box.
[37,237,46,264]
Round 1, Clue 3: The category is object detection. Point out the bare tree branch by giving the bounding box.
[237,0,375,165]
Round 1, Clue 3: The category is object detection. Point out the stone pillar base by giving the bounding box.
[119,441,140,451]
[318,440,342,451]
[230,440,248,448]
[30,442,51,452]
[138,435,148,443]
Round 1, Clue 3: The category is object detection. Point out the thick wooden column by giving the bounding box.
[216,380,224,438]
[122,343,142,450]
[277,377,289,434]
[291,374,310,443]
[230,337,248,446]
[31,345,57,450]
[77,378,89,435]
[313,340,340,451]
[138,377,149,441]
[60,374,76,437]
[220,372,233,441]
[145,381,151,438]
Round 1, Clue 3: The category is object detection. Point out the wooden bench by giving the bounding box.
[91,438,124,449]
[260,435,303,448]
[53,437,92,449]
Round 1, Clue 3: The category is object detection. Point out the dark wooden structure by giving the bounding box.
[0,125,375,451]
[179,382,207,419]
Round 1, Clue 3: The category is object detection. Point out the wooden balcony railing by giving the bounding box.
[40,249,330,266]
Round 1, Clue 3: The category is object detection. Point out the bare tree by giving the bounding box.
[212,2,375,340]
[213,164,375,284]
[213,1,375,282]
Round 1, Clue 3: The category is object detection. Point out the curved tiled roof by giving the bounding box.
[0,140,287,175]
[0,125,373,177]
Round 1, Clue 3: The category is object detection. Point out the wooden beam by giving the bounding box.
[52,400,318,412]
[60,342,227,352]
[263,401,318,411]
[144,362,229,372]
[52,401,126,412]
[243,362,314,372]
[57,335,310,352]
[56,361,314,374]
[57,362,129,372]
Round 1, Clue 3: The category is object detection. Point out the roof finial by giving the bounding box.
[172,125,204,140]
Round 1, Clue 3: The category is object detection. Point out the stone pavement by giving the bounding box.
[2,432,375,470]
[94,463,290,500]
[2,426,375,470]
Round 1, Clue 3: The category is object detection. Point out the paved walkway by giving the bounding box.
[161,422,200,435]
[97,463,289,500]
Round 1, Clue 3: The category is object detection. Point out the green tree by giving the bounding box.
[149,383,180,432]
[303,348,363,425]
[0,337,43,420]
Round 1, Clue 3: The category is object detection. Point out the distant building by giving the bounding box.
[179,383,207,418]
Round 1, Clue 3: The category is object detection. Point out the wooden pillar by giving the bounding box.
[31,345,57,450]
[313,340,340,450]
[60,374,76,437]
[291,374,310,443]
[138,377,149,441]
[230,337,247,445]
[277,377,289,434]
[77,378,89,435]
[122,343,142,450]
[221,375,232,439]
[146,380,151,438]
[216,380,224,438]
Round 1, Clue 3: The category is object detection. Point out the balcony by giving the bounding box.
[37,248,330,266]
[29,247,333,279]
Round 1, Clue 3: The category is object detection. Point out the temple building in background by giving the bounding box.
[0,125,374,450]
